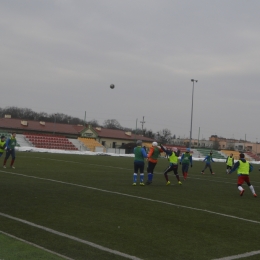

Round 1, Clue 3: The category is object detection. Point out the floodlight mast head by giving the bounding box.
[191,79,198,83]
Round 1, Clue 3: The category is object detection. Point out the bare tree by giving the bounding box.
[157,128,172,144]
[103,119,122,129]
[87,119,100,127]
[142,129,155,139]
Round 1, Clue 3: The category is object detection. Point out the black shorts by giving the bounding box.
[147,161,157,173]
[134,161,145,173]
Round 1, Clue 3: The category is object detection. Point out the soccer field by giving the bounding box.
[0,152,260,260]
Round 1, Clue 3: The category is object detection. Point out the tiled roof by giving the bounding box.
[92,127,154,142]
[0,118,84,135]
[0,118,154,142]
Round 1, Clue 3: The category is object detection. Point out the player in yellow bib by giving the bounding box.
[229,153,257,197]
[160,145,182,186]
[0,136,6,158]
[225,153,234,174]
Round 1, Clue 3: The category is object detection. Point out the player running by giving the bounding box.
[226,153,234,174]
[3,132,17,169]
[229,153,257,197]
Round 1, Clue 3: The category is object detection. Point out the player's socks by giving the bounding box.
[238,186,243,192]
[11,159,15,166]
[140,173,144,183]
[249,185,256,195]
[238,186,244,196]
[133,173,137,183]
[147,173,153,182]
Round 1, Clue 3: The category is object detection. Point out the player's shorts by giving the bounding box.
[237,175,250,185]
[147,161,157,173]
[134,161,145,173]
[182,163,189,172]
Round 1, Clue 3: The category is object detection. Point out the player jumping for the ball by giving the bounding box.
[160,145,182,186]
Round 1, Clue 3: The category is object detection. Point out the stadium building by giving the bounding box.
[0,117,154,153]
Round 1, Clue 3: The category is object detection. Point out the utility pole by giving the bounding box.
[140,116,145,132]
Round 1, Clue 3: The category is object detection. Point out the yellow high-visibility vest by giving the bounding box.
[169,152,178,164]
[237,160,249,175]
[227,156,233,166]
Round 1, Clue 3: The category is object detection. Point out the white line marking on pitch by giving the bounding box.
[26,156,260,187]
[21,156,256,185]
[1,170,260,225]
[0,213,142,260]
[0,230,74,260]
[212,250,260,260]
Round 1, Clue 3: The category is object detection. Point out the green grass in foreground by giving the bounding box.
[0,152,260,260]
[0,232,64,260]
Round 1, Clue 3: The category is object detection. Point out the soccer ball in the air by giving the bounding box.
[110,84,115,89]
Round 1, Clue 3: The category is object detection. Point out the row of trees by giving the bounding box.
[0,106,175,143]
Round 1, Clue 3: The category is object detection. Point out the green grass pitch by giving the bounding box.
[0,151,260,260]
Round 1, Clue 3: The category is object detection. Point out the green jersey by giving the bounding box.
[182,152,191,165]
[7,137,17,149]
[134,146,146,161]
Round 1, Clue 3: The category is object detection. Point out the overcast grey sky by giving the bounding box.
[1,0,260,142]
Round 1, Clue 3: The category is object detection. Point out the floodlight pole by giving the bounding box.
[189,79,198,148]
